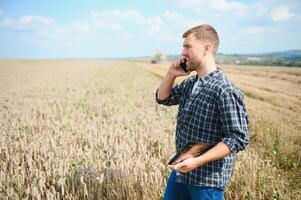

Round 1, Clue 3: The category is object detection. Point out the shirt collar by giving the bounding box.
[194,68,222,86]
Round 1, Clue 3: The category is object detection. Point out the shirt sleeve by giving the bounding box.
[218,90,249,154]
[155,81,186,106]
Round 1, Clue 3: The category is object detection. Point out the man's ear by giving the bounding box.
[204,44,211,55]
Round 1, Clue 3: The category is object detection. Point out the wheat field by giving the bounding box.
[0,60,300,199]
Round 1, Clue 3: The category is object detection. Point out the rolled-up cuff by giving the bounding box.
[155,89,168,104]
[221,138,238,154]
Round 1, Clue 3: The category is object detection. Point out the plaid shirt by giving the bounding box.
[156,68,249,188]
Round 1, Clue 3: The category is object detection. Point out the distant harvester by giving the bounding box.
[151,51,168,64]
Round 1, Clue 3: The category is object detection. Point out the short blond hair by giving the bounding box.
[183,24,219,55]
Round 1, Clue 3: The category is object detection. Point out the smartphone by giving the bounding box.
[168,152,181,165]
[168,142,199,165]
[180,59,188,72]
[168,142,213,165]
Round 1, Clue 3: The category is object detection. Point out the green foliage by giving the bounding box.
[76,133,89,151]
[68,159,85,173]
[13,183,23,197]
[268,127,300,171]
[18,125,34,134]
[215,51,301,67]
[73,98,95,114]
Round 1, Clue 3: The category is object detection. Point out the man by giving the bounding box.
[156,24,249,199]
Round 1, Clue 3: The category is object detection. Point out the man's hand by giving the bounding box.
[168,144,206,173]
[169,157,201,173]
[167,58,191,78]
[156,57,191,101]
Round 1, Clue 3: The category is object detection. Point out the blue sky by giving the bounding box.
[0,0,300,58]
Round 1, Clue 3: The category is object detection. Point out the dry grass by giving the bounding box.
[0,60,300,199]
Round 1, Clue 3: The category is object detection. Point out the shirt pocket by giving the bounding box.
[182,102,208,133]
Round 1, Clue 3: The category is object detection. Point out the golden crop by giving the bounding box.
[0,60,300,199]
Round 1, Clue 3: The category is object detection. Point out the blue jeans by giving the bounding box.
[163,171,224,200]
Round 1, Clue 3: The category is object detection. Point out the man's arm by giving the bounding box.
[156,72,176,101]
[170,142,231,173]
[156,59,190,105]
[196,142,231,166]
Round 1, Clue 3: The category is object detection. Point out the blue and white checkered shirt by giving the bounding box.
[156,68,249,188]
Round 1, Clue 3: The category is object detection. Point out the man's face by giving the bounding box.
[182,33,206,71]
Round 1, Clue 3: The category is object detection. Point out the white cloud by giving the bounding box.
[67,10,145,34]
[71,20,92,33]
[164,10,184,20]
[169,0,247,14]
[0,10,169,51]
[230,1,246,10]
[90,9,144,23]
[90,10,166,35]
[85,9,148,31]
[185,19,204,29]
[0,15,75,47]
[1,17,14,27]
[146,16,164,35]
[241,26,264,34]
[165,0,299,25]
[252,2,269,18]
[1,15,55,30]
[3,8,252,53]
[271,5,295,22]
[209,0,231,11]
[19,16,33,26]
[111,23,122,30]
[148,24,161,34]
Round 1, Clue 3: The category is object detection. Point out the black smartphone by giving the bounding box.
[168,152,181,165]
[168,142,199,165]
[180,59,188,72]
[168,142,213,165]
